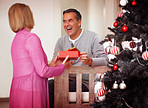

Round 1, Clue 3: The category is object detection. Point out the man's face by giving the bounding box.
[63,12,81,38]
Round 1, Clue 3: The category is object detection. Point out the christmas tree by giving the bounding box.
[93,0,148,108]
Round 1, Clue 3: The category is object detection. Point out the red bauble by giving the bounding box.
[132,0,137,5]
[109,37,112,42]
[130,41,136,48]
[122,25,128,32]
[110,46,120,55]
[142,51,148,61]
[114,21,118,27]
[113,64,118,71]
[97,89,104,96]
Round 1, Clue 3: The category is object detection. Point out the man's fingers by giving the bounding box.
[80,52,87,54]
[80,54,88,59]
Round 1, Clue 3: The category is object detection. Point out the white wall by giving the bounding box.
[87,0,105,39]
[0,0,118,97]
[0,0,61,97]
[104,0,118,35]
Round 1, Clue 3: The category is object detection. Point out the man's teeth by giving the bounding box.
[67,28,72,30]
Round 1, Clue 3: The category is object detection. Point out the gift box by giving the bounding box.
[67,47,80,52]
[58,47,80,60]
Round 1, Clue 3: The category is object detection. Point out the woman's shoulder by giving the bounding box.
[17,28,38,38]
[27,33,40,43]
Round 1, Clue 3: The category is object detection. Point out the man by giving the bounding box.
[48,8,108,108]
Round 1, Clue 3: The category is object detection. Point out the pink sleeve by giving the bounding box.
[25,34,65,78]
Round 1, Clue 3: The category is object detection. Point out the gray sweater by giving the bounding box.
[52,30,108,85]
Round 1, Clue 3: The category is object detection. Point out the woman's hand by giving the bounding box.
[62,55,69,64]
[62,55,73,69]
[48,55,62,67]
[49,55,73,69]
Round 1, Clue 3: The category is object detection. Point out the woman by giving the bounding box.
[8,3,69,108]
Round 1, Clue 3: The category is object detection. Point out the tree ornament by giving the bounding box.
[122,9,127,13]
[108,54,116,61]
[120,0,128,6]
[110,46,120,55]
[105,46,111,54]
[94,81,103,93]
[122,41,130,49]
[100,74,104,79]
[114,21,118,27]
[106,35,114,42]
[118,12,124,17]
[98,95,106,101]
[108,89,111,92]
[122,25,128,32]
[142,41,148,61]
[97,89,105,96]
[113,81,118,89]
[109,37,112,42]
[142,51,148,61]
[132,0,137,6]
[102,85,108,91]
[119,81,126,89]
[130,41,136,48]
[95,74,102,80]
[113,63,118,71]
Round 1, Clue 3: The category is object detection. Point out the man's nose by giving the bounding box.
[64,21,70,27]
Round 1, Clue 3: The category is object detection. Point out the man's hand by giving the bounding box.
[79,52,92,66]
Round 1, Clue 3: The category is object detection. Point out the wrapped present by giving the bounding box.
[58,47,80,60]
[67,47,80,52]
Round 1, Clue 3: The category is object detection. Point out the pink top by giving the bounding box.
[9,28,65,108]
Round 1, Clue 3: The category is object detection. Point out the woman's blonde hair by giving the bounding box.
[8,3,35,33]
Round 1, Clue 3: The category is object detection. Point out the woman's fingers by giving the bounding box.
[62,55,69,64]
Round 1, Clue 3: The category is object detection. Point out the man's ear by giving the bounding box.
[78,19,81,27]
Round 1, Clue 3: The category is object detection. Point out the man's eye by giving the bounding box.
[69,19,73,22]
